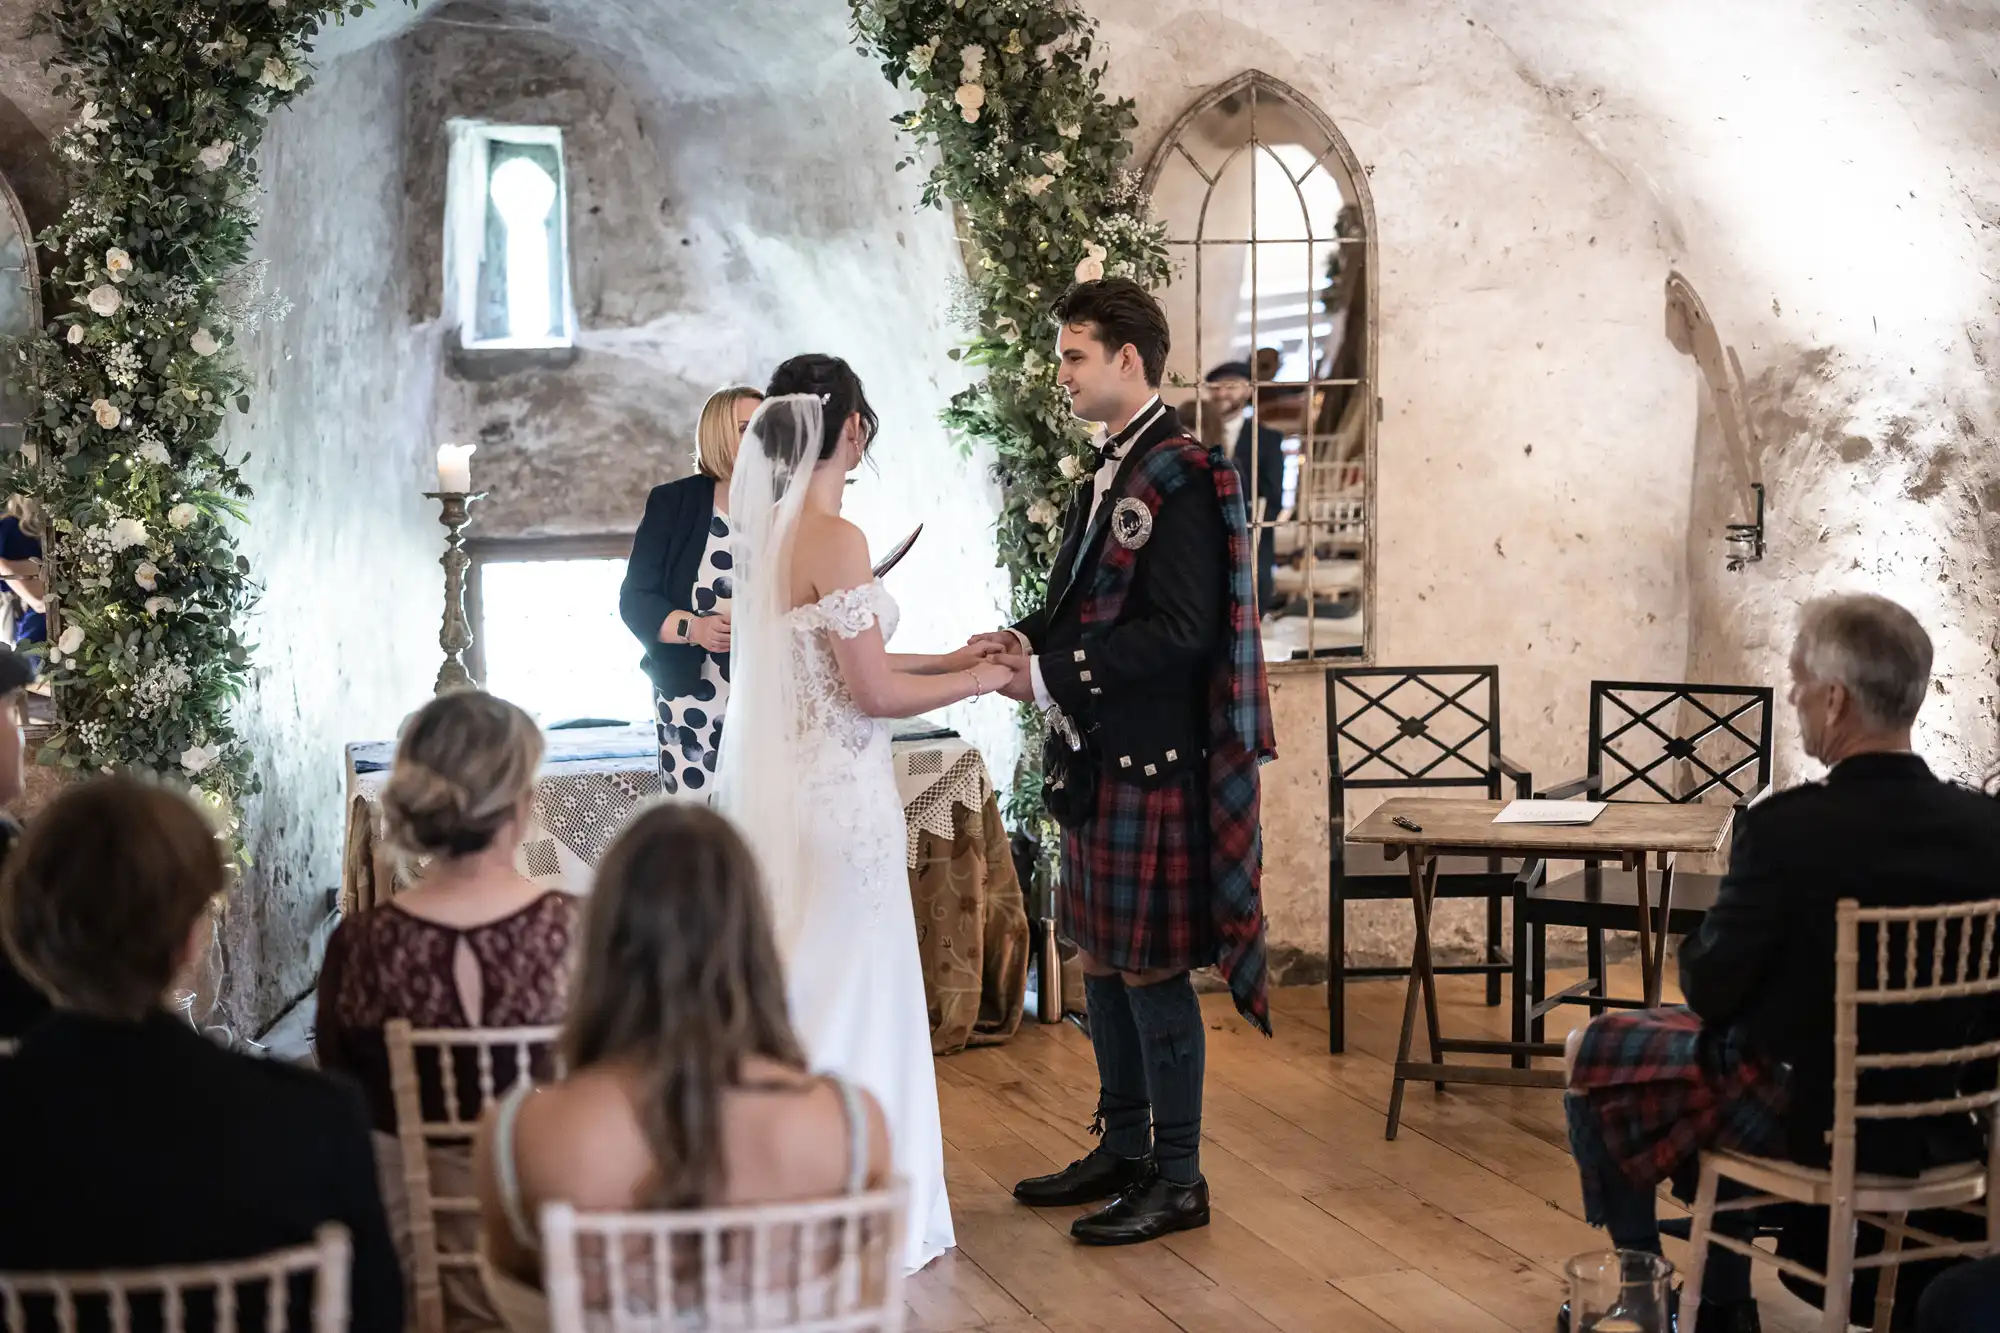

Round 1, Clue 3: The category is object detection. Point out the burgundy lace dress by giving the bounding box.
[315,893,576,1333]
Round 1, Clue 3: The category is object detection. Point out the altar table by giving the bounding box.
[339,722,1026,1055]
[1346,796,1734,1140]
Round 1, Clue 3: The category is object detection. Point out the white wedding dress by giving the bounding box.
[716,393,953,1275]
[781,579,955,1272]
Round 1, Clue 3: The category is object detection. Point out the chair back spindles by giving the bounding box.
[0,1224,350,1333]
[386,1020,562,1333]
[1586,681,1775,808]
[540,1187,908,1333]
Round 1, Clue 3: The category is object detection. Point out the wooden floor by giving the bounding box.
[909,965,1822,1333]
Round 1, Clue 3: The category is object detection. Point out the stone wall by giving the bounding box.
[220,42,444,1028]
[399,2,1017,772]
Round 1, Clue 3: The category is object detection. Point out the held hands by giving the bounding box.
[991,652,1036,703]
[689,611,731,654]
[940,639,1006,674]
[966,630,1019,655]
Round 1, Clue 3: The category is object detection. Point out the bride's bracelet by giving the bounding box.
[965,669,983,698]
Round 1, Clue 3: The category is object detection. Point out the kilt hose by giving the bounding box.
[1060,770,1214,973]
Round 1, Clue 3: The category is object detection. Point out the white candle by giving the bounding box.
[436,443,475,493]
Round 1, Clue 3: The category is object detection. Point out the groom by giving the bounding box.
[976,277,1275,1246]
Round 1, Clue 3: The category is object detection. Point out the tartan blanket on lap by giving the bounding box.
[1565,1006,1789,1225]
[1082,437,1277,1032]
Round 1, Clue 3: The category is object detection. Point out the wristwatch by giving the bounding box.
[675,613,692,642]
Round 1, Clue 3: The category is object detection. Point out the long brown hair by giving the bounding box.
[560,802,805,1208]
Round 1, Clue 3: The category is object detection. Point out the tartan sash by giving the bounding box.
[1079,435,1277,1034]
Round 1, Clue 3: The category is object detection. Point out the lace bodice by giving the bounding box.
[786,581,899,761]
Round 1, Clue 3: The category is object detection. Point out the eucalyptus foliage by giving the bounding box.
[6,0,400,839]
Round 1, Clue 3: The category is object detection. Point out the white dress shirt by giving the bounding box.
[1016,396,1166,708]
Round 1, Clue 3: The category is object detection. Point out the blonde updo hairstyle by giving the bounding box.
[381,691,543,859]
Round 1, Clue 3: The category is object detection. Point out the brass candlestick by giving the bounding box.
[426,491,485,694]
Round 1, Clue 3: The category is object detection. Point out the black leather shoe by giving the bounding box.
[1070,1174,1210,1246]
[1012,1147,1153,1208]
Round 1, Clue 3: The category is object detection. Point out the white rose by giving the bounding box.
[1026,500,1059,528]
[180,743,220,776]
[960,43,985,78]
[1044,151,1068,176]
[258,57,299,92]
[144,596,175,616]
[78,100,109,132]
[1058,454,1082,481]
[86,284,121,317]
[189,327,220,356]
[91,398,121,429]
[107,517,148,551]
[908,38,938,73]
[56,625,84,657]
[954,83,985,115]
[1074,255,1106,282]
[1023,175,1053,198]
[196,139,235,172]
[1059,122,1082,139]
[104,248,132,281]
[66,325,84,345]
[134,560,159,591]
[137,438,171,466]
[168,502,200,530]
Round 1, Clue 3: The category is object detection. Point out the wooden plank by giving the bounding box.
[901,1250,1032,1332]
[1333,1269,1518,1333]
[1347,796,1732,856]
[1312,1186,1565,1330]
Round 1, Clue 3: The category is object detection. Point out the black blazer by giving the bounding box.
[1679,752,2000,1174]
[619,473,722,699]
[1232,418,1285,529]
[1014,408,1228,783]
[0,1011,402,1332]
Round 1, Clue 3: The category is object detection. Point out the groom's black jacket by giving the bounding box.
[1013,405,1228,783]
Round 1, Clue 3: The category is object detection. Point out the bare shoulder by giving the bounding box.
[795,511,868,558]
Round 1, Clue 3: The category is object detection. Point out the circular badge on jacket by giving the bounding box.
[1111,497,1154,550]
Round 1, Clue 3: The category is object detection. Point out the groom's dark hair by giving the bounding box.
[765,355,879,461]
[1052,278,1170,387]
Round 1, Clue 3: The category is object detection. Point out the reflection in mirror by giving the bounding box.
[1144,73,1373,664]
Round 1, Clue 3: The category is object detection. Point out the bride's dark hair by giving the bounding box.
[559,802,806,1208]
[765,354,878,461]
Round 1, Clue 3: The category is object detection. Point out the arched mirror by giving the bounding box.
[0,174,38,460]
[1144,72,1375,665]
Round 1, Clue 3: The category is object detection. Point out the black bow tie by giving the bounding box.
[1100,400,1165,459]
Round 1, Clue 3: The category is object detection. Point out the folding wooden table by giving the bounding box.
[1346,796,1734,1139]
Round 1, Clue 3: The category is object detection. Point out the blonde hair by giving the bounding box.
[381,690,544,858]
[6,495,46,542]
[694,386,763,483]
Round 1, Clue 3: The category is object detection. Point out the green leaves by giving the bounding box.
[3,0,409,859]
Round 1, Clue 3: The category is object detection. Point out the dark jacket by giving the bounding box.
[1679,752,2000,1174]
[1232,417,1284,528]
[1014,405,1227,783]
[619,473,720,699]
[0,818,47,1042]
[0,1010,403,1331]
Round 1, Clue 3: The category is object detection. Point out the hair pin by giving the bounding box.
[819,392,831,405]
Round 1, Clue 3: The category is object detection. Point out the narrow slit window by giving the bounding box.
[446,123,575,350]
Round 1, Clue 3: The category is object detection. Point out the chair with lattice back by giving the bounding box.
[1326,666,1532,1054]
[386,1019,564,1333]
[0,1224,351,1332]
[1514,680,1773,1049]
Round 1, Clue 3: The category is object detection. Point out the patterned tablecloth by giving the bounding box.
[339,721,1025,1055]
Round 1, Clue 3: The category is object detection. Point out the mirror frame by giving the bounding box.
[1141,69,1379,671]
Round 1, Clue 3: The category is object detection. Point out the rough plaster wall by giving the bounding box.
[221,43,443,1028]
[401,3,1017,771]
[1092,0,1698,971]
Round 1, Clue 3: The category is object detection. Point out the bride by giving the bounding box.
[716,354,1011,1272]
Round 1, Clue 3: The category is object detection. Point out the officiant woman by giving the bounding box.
[619,385,762,797]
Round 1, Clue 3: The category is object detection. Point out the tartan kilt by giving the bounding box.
[1060,771,1214,972]
[1565,1006,1788,1226]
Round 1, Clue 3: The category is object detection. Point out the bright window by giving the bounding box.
[446,122,574,349]
[477,558,650,727]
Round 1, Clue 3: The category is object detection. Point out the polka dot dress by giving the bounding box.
[655,510,733,797]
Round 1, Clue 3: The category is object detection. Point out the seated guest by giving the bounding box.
[1560,593,2000,1333]
[0,644,49,1039]
[472,803,890,1331]
[315,689,575,1331]
[0,777,400,1330]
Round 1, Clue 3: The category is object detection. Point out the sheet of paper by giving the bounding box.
[1493,799,1607,825]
